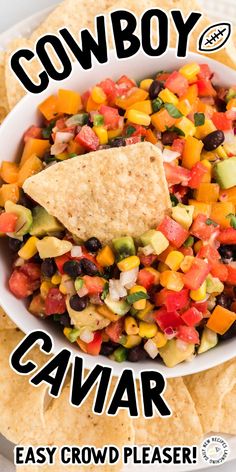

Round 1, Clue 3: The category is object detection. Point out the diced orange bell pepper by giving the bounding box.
[206,305,236,335]
[219,187,236,205]
[195,183,220,203]
[127,100,152,115]
[182,136,204,169]
[20,139,50,166]
[38,95,58,121]
[145,129,157,144]
[227,98,236,110]
[0,162,19,184]
[67,140,86,155]
[86,95,101,112]
[200,160,212,183]
[189,200,212,218]
[58,89,82,115]
[180,84,198,105]
[0,183,19,204]
[115,89,148,110]
[18,155,43,187]
[210,202,235,228]
[151,108,177,132]
[157,245,175,263]
[178,99,192,116]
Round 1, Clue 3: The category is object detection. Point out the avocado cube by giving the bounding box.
[140,229,169,255]
[112,236,135,261]
[172,204,194,230]
[198,327,218,354]
[104,294,130,316]
[214,157,236,189]
[30,206,63,237]
[5,200,33,237]
[159,339,194,367]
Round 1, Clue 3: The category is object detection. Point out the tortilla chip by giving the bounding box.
[184,359,236,434]
[0,51,9,122]
[215,384,236,435]
[134,377,203,445]
[0,330,50,444]
[0,306,17,330]
[23,142,171,243]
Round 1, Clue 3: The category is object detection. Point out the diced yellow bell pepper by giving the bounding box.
[189,199,212,218]
[58,89,82,114]
[123,335,142,348]
[91,86,107,104]
[190,280,207,301]
[0,162,19,184]
[194,119,216,139]
[96,245,115,267]
[152,331,167,348]
[107,128,123,140]
[93,126,108,145]
[18,155,43,187]
[151,108,177,132]
[125,316,139,335]
[51,274,61,285]
[127,100,152,115]
[195,183,220,203]
[20,140,50,166]
[200,160,212,183]
[145,267,160,284]
[40,280,54,300]
[180,256,194,273]
[179,63,200,81]
[18,236,39,260]
[139,321,158,338]
[210,202,235,228]
[165,250,184,271]
[219,187,236,205]
[159,88,179,106]
[115,89,148,109]
[137,301,154,321]
[97,305,120,322]
[182,136,204,169]
[129,284,147,310]
[140,79,153,91]
[206,305,236,335]
[160,270,184,291]
[175,117,196,137]
[117,256,140,272]
[0,184,19,205]
[126,109,151,126]
[178,99,192,116]
[38,95,58,121]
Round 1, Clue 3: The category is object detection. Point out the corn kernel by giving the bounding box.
[216,145,228,159]
[137,301,154,321]
[145,267,160,284]
[18,236,39,260]
[159,88,179,106]
[179,63,200,81]
[180,256,194,273]
[97,305,119,322]
[152,331,167,348]
[123,335,142,349]
[59,283,68,295]
[55,153,69,161]
[158,262,170,273]
[118,256,140,272]
[140,78,153,91]
[63,327,71,340]
[93,126,108,145]
[107,128,122,140]
[91,86,107,104]
[40,281,54,300]
[194,241,203,254]
[125,316,139,335]
[129,284,147,310]
[51,274,62,285]
[139,321,158,338]
[126,109,151,126]
[160,270,184,291]
[176,117,196,137]
[165,251,185,271]
[96,245,115,267]
[190,280,207,301]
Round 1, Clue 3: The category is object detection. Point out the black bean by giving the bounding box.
[69,294,88,311]
[162,131,178,146]
[218,245,236,261]
[149,80,163,100]
[84,237,102,253]
[18,192,35,209]
[81,258,98,276]
[127,345,148,362]
[203,130,224,151]
[41,258,56,278]
[63,260,83,278]
[110,137,126,147]
[8,237,22,252]
[220,321,236,340]
[216,293,232,310]
[100,342,116,356]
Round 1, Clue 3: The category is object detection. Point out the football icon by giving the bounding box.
[198,22,232,53]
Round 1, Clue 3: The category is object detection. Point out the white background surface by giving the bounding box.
[0,1,235,471]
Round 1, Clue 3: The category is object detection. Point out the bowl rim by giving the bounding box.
[1,48,236,378]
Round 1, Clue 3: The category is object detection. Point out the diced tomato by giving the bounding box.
[55,253,71,274]
[81,90,90,109]
[212,112,233,131]
[191,214,219,241]
[188,162,209,189]
[197,244,220,267]
[125,136,142,145]
[128,124,147,137]
[0,212,18,233]
[99,105,120,130]
[218,228,236,245]
[176,325,200,344]
[171,138,185,155]
[156,72,171,83]
[157,215,189,248]
[55,118,67,130]
[9,269,35,299]
[75,125,99,151]
[197,79,216,97]
[191,301,208,314]
[137,269,155,290]
[20,262,41,281]
[139,254,157,267]
[181,307,203,327]
[155,307,184,331]
[226,265,236,285]
[105,318,124,343]
[165,71,188,97]
[183,258,210,290]
[45,288,66,316]
[198,64,213,80]
[23,125,42,142]
[155,288,189,312]
[98,78,116,102]
[164,163,191,186]
[116,75,136,91]
[84,331,103,355]
[83,276,104,295]
[29,294,45,317]
[180,246,194,257]
[211,262,228,282]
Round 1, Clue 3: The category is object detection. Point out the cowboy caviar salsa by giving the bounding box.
[1,62,236,367]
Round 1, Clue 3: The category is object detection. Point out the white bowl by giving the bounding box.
[0,49,235,378]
